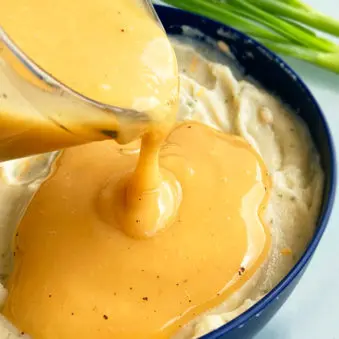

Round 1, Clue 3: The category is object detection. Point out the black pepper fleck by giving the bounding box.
[238,267,245,276]
[142,297,148,301]
[103,315,108,320]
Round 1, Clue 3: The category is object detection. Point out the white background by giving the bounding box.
[156,0,339,338]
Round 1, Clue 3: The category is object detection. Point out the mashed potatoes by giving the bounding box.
[0,42,324,338]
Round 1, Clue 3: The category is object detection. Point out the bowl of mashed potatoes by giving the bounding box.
[0,4,336,339]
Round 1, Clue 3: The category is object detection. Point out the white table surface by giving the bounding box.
[157,0,339,337]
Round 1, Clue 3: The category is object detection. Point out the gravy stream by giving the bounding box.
[0,0,272,338]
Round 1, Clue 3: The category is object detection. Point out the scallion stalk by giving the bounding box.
[163,0,289,42]
[276,0,311,11]
[257,39,339,73]
[248,0,339,37]
[225,0,338,52]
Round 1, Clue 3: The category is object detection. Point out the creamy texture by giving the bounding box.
[0,43,324,339]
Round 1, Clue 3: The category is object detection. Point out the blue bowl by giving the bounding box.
[155,4,336,339]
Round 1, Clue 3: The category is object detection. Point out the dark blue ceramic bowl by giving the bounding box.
[155,4,336,339]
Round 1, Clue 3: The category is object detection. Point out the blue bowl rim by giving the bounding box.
[154,4,337,338]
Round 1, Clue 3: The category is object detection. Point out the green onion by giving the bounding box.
[257,39,339,73]
[276,0,311,11]
[162,0,289,42]
[224,0,338,52]
[248,0,339,37]
[161,0,339,73]
[282,18,317,37]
